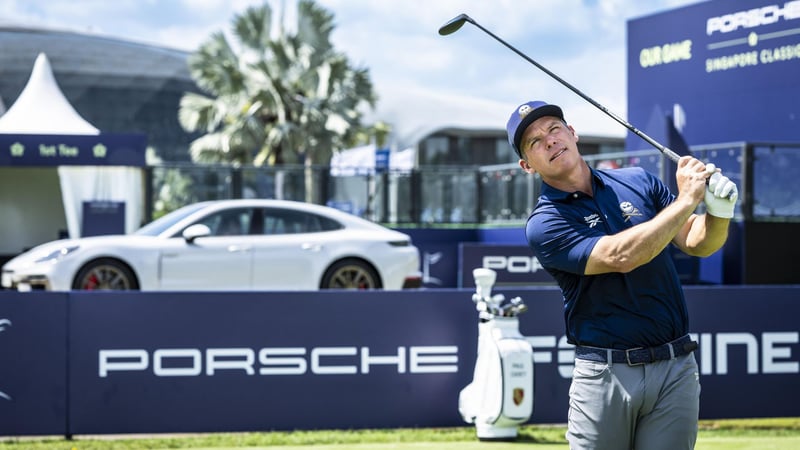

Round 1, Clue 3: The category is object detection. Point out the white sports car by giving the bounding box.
[1,199,421,291]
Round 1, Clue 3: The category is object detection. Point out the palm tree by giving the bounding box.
[179,0,377,199]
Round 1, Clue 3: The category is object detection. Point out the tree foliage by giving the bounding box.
[179,0,377,167]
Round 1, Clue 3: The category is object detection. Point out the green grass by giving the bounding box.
[1,418,798,450]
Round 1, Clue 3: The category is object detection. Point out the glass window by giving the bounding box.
[260,208,342,235]
[195,209,252,236]
[419,136,449,165]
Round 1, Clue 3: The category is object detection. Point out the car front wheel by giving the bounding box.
[320,259,381,290]
[72,258,139,290]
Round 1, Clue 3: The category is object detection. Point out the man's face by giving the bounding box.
[518,116,580,178]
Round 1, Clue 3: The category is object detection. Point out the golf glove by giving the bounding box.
[704,168,738,219]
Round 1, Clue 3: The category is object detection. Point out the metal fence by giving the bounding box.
[144,142,800,225]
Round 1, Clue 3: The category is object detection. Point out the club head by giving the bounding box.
[491,293,505,304]
[438,14,473,36]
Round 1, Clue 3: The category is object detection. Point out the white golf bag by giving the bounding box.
[458,268,534,440]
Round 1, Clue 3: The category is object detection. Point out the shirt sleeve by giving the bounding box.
[648,169,675,210]
[525,206,603,276]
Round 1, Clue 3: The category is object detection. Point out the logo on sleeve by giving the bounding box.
[584,213,602,228]
[620,202,642,222]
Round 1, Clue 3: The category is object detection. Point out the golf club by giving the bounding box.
[438,13,683,163]
[513,303,529,316]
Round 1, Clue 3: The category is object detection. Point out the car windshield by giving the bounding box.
[133,203,210,237]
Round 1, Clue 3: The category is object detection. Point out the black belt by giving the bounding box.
[574,335,698,366]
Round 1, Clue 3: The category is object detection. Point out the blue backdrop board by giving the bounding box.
[81,201,126,237]
[0,292,68,436]
[475,228,527,245]
[402,228,547,288]
[685,286,800,418]
[627,0,800,149]
[398,228,480,288]
[0,286,798,436]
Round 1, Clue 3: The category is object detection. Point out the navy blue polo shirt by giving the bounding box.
[525,166,688,350]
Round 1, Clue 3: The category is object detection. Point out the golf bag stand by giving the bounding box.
[458,268,534,440]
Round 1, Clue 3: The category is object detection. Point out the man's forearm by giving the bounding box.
[586,196,698,274]
[682,213,730,257]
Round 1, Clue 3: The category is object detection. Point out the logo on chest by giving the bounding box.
[584,213,602,228]
[620,201,642,222]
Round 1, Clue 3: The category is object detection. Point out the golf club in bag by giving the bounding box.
[458,268,534,440]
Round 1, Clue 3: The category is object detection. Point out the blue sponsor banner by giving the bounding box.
[459,244,556,288]
[627,0,800,149]
[66,291,476,434]
[0,292,68,436]
[517,285,800,422]
[0,133,147,167]
[684,286,800,418]
[0,286,798,436]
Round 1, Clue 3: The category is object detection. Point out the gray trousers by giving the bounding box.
[566,353,700,450]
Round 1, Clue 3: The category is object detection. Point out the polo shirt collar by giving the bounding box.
[540,166,606,201]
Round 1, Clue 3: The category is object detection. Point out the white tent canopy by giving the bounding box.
[0,53,99,134]
[0,52,142,241]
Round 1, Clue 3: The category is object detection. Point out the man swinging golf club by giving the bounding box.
[440,14,738,447]
[508,101,737,449]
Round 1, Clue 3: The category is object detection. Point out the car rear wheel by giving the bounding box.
[72,258,139,290]
[320,259,381,290]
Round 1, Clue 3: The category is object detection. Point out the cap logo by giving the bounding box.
[518,104,532,118]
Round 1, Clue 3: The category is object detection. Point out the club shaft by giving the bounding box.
[464,19,682,163]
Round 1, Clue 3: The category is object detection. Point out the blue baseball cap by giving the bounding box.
[506,101,564,157]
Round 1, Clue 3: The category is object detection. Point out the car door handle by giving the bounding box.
[227,245,252,253]
[301,243,321,252]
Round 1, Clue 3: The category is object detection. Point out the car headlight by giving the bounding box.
[34,246,80,263]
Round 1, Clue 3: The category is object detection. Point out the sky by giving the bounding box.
[1,0,706,148]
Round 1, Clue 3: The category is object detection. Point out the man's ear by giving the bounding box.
[569,124,579,142]
[519,158,535,174]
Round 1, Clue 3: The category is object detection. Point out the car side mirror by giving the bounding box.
[182,224,211,243]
